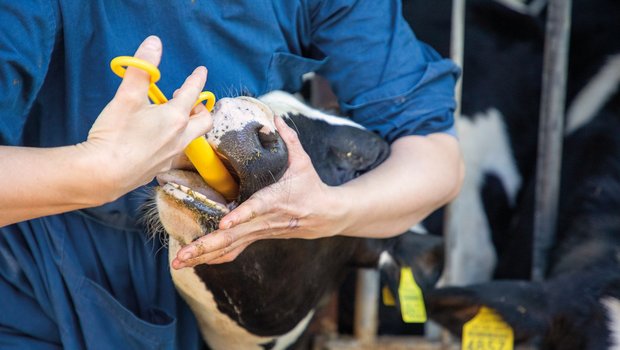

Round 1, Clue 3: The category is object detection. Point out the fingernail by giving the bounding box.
[181,252,193,261]
[194,66,206,75]
[224,221,233,229]
[143,35,161,50]
[173,259,185,269]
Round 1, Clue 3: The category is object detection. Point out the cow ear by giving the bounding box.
[326,127,390,176]
[349,230,444,292]
[386,232,444,292]
[373,232,443,323]
[425,281,550,341]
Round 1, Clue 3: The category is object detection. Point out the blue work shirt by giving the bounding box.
[0,0,459,349]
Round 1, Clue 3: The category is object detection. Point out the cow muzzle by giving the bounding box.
[155,96,289,245]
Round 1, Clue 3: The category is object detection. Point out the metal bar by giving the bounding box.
[450,0,466,119]
[532,0,572,281]
[353,269,380,344]
[441,0,466,290]
[437,0,467,345]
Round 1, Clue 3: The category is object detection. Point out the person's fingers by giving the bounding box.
[275,115,310,162]
[172,251,220,269]
[175,213,286,263]
[172,241,248,268]
[182,111,213,144]
[171,213,306,268]
[116,36,162,103]
[172,89,208,116]
[207,243,250,265]
[176,229,240,262]
[192,101,208,116]
[168,66,208,114]
[219,194,271,229]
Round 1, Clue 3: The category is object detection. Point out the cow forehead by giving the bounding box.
[258,90,365,129]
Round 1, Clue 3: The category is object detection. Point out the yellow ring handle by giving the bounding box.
[111,56,216,110]
[110,56,161,83]
[195,91,216,112]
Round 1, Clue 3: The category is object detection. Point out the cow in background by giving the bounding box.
[404,0,542,285]
[402,0,620,285]
[425,96,620,349]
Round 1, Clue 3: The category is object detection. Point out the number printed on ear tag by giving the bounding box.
[462,306,514,350]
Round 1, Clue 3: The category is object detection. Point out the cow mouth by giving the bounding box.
[160,182,230,213]
[155,96,289,242]
[156,168,236,217]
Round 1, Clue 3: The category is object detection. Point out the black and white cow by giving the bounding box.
[425,103,620,349]
[154,91,443,349]
[402,0,620,284]
[409,0,620,346]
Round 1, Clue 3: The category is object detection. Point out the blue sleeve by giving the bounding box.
[0,0,58,146]
[307,0,460,143]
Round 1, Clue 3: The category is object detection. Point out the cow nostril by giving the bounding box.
[255,125,280,150]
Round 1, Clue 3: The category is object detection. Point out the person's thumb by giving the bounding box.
[275,115,308,161]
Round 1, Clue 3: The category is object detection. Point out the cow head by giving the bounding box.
[156,92,390,246]
[155,95,288,246]
[154,91,430,349]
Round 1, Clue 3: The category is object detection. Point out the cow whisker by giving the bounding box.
[137,194,169,251]
[286,115,302,136]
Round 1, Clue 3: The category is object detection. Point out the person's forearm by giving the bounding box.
[0,36,213,228]
[332,133,464,238]
[0,144,118,227]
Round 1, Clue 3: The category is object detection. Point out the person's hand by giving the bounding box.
[171,116,348,268]
[80,36,212,200]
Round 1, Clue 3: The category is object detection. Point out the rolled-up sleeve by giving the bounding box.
[307,0,460,143]
[0,0,58,146]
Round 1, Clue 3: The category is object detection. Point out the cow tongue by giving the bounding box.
[156,170,227,206]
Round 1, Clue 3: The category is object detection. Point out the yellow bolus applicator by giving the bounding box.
[110,56,239,201]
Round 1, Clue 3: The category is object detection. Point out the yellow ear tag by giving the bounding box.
[462,306,514,350]
[398,267,427,323]
[382,286,396,306]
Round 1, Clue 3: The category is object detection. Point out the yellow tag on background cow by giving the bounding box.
[397,267,427,323]
[382,286,396,306]
[462,306,514,350]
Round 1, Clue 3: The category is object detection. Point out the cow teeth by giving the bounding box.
[164,182,227,211]
[180,184,210,202]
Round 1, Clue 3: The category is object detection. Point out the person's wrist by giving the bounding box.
[73,141,125,206]
[323,183,355,236]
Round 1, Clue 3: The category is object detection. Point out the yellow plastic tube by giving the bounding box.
[110,56,238,201]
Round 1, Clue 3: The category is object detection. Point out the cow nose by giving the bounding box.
[256,124,281,150]
[207,97,290,202]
